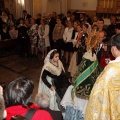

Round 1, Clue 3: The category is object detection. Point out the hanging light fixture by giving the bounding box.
[18,0,24,6]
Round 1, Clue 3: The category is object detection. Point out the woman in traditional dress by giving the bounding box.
[85,34,120,120]
[38,49,70,110]
[61,31,102,120]
[99,38,114,69]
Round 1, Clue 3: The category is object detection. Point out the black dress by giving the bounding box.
[42,69,70,99]
[74,33,88,65]
[63,29,77,52]
[17,26,30,56]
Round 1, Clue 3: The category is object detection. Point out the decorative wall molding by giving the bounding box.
[68,9,96,16]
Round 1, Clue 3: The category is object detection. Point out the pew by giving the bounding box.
[0,39,17,49]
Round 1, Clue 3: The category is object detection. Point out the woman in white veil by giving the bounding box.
[38,49,70,110]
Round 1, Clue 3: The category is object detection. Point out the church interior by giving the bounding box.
[0,0,119,99]
[0,0,120,119]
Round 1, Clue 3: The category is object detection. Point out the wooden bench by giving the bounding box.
[0,39,17,49]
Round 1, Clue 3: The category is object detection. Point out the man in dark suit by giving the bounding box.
[23,10,31,20]
[97,31,106,62]
[35,93,63,120]
[106,16,116,38]
[62,11,71,26]
[47,13,56,49]
[0,23,10,40]
[97,18,106,32]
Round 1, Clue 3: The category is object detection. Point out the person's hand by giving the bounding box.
[53,39,56,42]
[105,58,111,64]
[76,41,81,48]
[64,40,67,43]
[77,41,81,45]
[0,86,3,96]
[50,86,55,91]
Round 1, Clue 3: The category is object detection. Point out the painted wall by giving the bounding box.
[33,0,42,18]
[47,0,60,15]
[71,0,97,10]
[4,0,98,18]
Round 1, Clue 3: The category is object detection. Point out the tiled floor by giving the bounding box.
[0,52,44,102]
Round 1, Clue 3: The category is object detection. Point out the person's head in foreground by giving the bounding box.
[85,34,120,120]
[5,77,34,107]
[35,93,50,108]
[111,33,120,58]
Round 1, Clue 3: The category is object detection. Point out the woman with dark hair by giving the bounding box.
[17,18,30,57]
[85,34,120,120]
[100,38,114,69]
[0,23,10,40]
[1,11,8,23]
[38,49,70,110]
[53,16,65,58]
[17,18,27,28]
[63,20,74,64]
[8,14,15,26]
[9,25,18,39]
[5,77,52,120]
[36,13,41,25]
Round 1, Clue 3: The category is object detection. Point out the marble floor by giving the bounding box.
[0,50,69,102]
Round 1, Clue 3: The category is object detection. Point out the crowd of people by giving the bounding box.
[1,7,120,120]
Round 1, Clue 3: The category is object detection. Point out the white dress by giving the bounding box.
[38,24,50,47]
[38,59,65,111]
[61,85,88,118]
[38,74,59,110]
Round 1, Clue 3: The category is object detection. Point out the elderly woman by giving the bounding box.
[5,77,52,120]
[85,34,120,119]
[35,93,63,120]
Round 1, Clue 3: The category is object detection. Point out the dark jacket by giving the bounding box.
[0,29,10,40]
[23,14,32,20]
